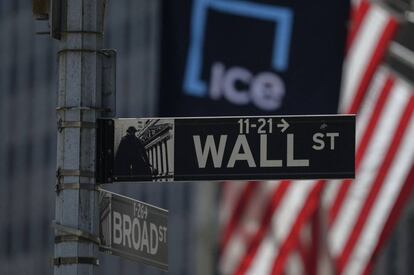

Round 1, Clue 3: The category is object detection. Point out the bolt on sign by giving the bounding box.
[96,115,355,183]
[99,189,168,271]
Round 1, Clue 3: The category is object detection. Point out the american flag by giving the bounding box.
[218,1,414,274]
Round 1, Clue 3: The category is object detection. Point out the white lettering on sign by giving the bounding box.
[113,211,122,245]
[209,62,285,111]
[227,135,256,168]
[287,134,310,167]
[141,220,149,253]
[193,133,310,168]
[123,214,132,248]
[312,132,340,150]
[260,135,282,167]
[132,217,141,250]
[193,135,227,168]
[134,202,148,219]
[112,210,167,255]
[150,223,159,255]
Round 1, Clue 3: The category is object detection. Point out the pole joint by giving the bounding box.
[55,168,96,193]
[55,183,99,193]
[57,48,113,56]
[52,221,101,246]
[53,257,99,266]
[56,168,95,178]
[56,106,110,112]
[61,30,104,35]
[57,120,97,132]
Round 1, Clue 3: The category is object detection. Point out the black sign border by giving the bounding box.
[96,119,115,183]
[97,115,355,184]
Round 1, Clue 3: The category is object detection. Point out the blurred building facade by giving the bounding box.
[0,1,56,274]
[0,0,414,275]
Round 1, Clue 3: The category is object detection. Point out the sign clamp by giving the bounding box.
[52,221,101,246]
[53,257,99,266]
[56,106,109,112]
[56,168,95,178]
[57,120,97,132]
[57,49,112,55]
[55,183,99,193]
[55,235,96,244]
[55,169,97,193]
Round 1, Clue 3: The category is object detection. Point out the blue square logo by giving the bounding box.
[183,0,294,97]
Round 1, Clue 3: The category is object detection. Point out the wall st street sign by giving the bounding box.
[99,189,168,271]
[96,115,355,183]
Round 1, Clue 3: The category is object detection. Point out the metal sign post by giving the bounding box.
[97,115,355,183]
[53,0,106,274]
[99,190,169,271]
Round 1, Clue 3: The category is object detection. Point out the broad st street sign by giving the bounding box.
[99,190,168,271]
[96,115,355,183]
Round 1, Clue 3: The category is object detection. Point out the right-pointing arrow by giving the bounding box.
[277,118,290,133]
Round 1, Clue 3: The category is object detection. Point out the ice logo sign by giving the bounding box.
[183,0,294,111]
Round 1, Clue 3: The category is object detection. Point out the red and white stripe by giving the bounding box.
[327,68,414,275]
[241,180,321,275]
[219,180,286,274]
[289,3,402,274]
[322,2,412,274]
[339,3,398,113]
[219,180,323,275]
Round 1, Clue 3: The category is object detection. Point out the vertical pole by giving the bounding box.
[54,0,105,274]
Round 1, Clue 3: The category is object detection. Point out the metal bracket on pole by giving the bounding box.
[55,235,96,244]
[32,0,49,20]
[58,48,100,54]
[51,3,107,40]
[52,221,101,246]
[57,120,97,132]
[55,169,97,193]
[53,257,99,266]
[61,30,104,35]
[55,183,99,193]
[56,168,95,178]
[50,0,63,40]
[101,49,117,118]
[56,47,116,117]
[56,106,108,112]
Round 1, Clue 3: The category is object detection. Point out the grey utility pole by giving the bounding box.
[54,0,106,274]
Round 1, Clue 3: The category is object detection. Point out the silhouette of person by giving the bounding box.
[114,126,152,179]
